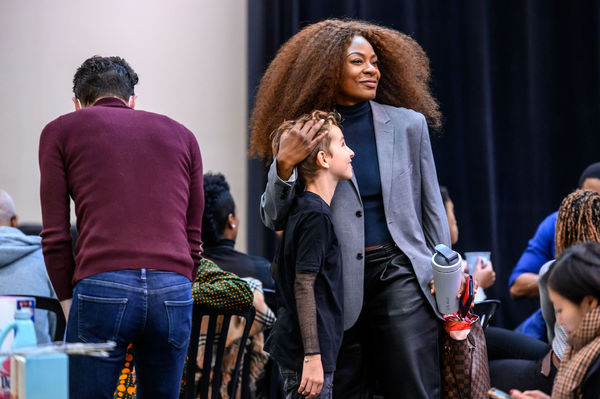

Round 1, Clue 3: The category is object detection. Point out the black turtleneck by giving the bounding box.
[336,101,392,247]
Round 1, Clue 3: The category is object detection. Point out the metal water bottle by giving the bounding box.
[432,244,463,315]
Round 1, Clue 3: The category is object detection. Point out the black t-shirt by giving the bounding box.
[265,191,344,372]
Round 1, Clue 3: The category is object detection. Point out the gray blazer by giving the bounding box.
[260,101,451,329]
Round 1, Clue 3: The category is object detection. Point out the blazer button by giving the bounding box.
[357,253,363,260]
[355,210,362,217]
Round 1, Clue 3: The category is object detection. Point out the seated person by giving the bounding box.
[490,189,600,394]
[0,189,56,343]
[539,189,600,362]
[202,173,274,292]
[440,186,496,302]
[509,162,600,339]
[510,242,600,399]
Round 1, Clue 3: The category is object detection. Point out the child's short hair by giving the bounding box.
[271,110,341,182]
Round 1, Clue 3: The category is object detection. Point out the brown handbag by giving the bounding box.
[440,320,491,399]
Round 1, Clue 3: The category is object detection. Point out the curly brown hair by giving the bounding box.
[555,189,600,256]
[271,110,341,182]
[249,18,441,159]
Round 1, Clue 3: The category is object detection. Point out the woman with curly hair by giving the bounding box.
[251,19,451,398]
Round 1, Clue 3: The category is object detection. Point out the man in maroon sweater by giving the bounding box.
[39,56,203,399]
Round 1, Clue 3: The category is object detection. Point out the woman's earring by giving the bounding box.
[231,224,237,229]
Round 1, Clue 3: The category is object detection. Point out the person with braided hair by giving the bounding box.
[202,172,274,291]
[509,163,600,340]
[539,190,600,363]
[251,19,452,398]
[490,189,600,395]
[554,190,600,256]
[510,242,600,399]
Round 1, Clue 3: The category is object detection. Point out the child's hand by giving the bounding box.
[299,354,324,398]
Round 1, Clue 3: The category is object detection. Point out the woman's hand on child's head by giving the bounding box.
[299,354,324,398]
[276,119,326,180]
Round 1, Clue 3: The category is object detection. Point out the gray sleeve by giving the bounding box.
[260,158,298,231]
[538,260,568,359]
[539,260,556,343]
[418,116,451,250]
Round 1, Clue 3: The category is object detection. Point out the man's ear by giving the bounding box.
[10,215,18,228]
[316,150,329,169]
[72,97,82,111]
[128,94,137,109]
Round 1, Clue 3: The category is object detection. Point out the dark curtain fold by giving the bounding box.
[246,0,600,328]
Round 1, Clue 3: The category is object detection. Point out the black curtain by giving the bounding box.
[246,0,600,328]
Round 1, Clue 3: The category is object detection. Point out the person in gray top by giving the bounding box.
[0,189,56,343]
[249,19,451,399]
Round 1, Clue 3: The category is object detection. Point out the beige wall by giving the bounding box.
[0,0,249,251]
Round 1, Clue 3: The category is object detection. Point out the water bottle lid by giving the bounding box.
[433,244,459,266]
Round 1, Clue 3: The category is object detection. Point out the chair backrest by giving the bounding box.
[473,299,501,329]
[184,305,256,399]
[3,295,66,341]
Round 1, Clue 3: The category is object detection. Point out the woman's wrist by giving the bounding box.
[276,158,294,180]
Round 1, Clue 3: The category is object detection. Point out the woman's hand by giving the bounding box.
[429,273,477,301]
[457,272,478,303]
[509,389,550,398]
[299,354,324,398]
[473,257,496,289]
[275,119,326,180]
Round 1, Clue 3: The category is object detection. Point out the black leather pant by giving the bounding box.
[333,244,441,399]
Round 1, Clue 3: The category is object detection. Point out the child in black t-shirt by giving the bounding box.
[265,111,354,399]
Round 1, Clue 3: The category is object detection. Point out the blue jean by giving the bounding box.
[280,367,334,399]
[66,269,193,399]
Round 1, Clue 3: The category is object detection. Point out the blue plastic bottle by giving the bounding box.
[0,309,37,399]
[0,308,37,352]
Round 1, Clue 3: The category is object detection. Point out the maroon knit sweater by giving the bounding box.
[39,98,203,300]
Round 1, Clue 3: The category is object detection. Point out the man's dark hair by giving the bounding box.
[202,173,236,247]
[73,56,139,105]
[548,242,600,304]
[578,162,600,188]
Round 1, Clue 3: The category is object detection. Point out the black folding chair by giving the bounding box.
[473,299,501,329]
[4,295,66,341]
[184,305,255,399]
